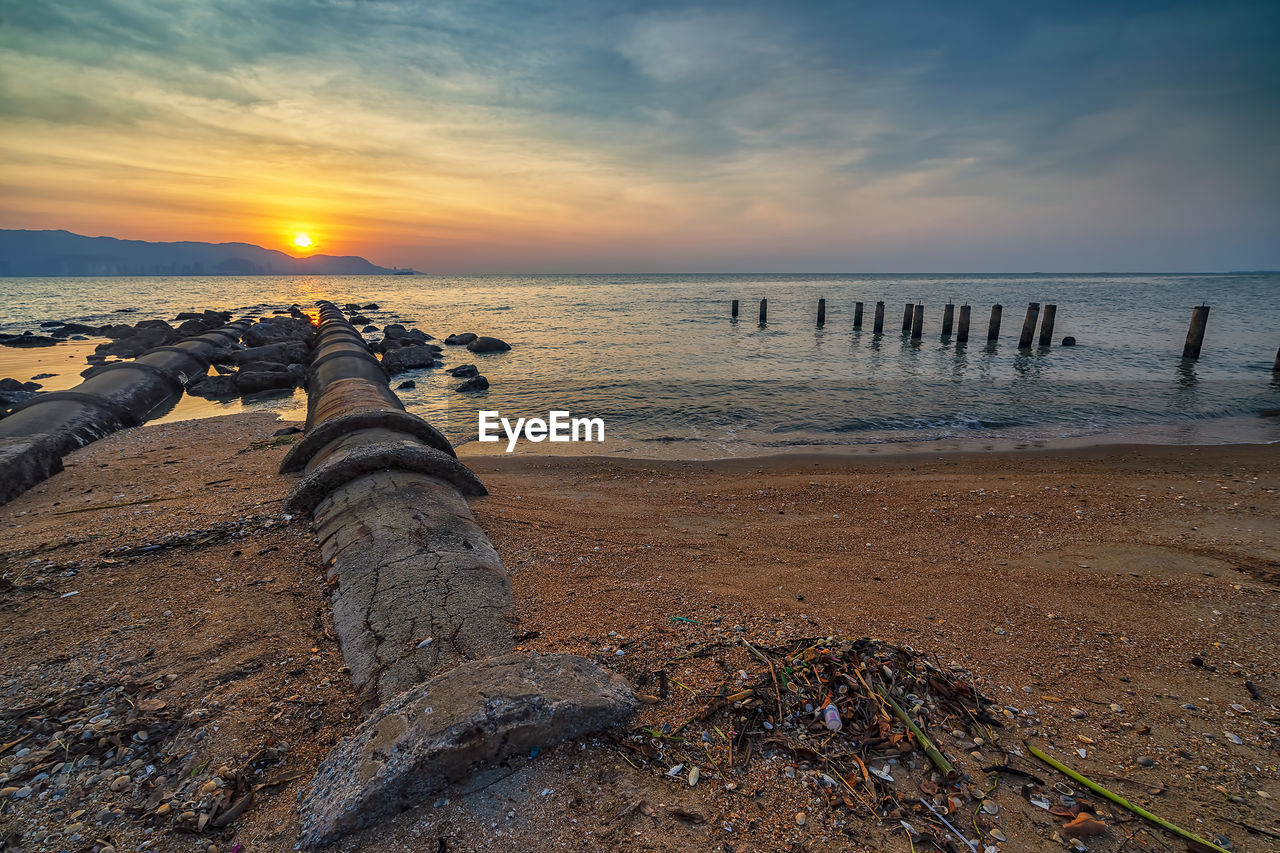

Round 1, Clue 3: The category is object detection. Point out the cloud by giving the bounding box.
[0,0,1277,270]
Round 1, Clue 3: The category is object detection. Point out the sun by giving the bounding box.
[292,232,313,250]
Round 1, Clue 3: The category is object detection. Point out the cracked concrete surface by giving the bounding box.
[312,469,516,704]
[296,652,637,848]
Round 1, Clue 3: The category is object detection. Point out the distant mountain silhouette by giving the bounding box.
[0,229,399,276]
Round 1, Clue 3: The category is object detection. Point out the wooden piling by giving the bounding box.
[1273,344,1280,373]
[1038,304,1057,347]
[957,305,971,343]
[1182,305,1210,359]
[759,298,768,325]
[873,301,885,334]
[941,303,954,339]
[731,299,739,319]
[817,298,826,327]
[853,301,864,330]
[987,304,1003,342]
[902,303,914,332]
[1018,302,1040,349]
[911,303,924,339]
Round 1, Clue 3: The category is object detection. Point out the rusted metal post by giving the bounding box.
[911,303,924,339]
[1182,305,1210,359]
[1039,304,1057,347]
[987,304,1003,342]
[941,303,954,339]
[1018,302,1040,349]
[957,304,971,343]
[873,301,885,334]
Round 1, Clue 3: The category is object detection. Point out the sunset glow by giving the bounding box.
[292,233,314,250]
[0,2,1275,272]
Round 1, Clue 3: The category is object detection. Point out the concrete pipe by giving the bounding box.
[0,319,251,505]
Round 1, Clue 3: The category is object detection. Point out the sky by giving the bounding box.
[1,0,1277,273]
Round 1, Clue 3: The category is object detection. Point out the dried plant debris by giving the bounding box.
[615,636,1011,847]
[0,676,292,850]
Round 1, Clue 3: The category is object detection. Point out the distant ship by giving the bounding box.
[390,266,416,275]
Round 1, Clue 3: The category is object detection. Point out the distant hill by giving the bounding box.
[0,229,398,276]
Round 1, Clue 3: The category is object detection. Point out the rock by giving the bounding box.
[243,317,314,347]
[382,323,410,340]
[99,324,137,339]
[382,345,440,375]
[467,336,510,353]
[0,332,60,348]
[50,322,98,335]
[235,368,298,394]
[363,303,380,310]
[296,652,636,847]
[362,325,379,333]
[186,375,241,399]
[31,373,55,380]
[213,363,236,375]
[175,312,204,320]
[349,315,370,325]
[455,376,489,393]
[1062,336,1076,346]
[795,812,806,826]
[396,380,416,390]
[0,786,18,797]
[446,364,479,378]
[229,342,310,366]
[444,333,477,346]
[1137,756,1155,767]
[109,775,131,792]
[274,426,303,436]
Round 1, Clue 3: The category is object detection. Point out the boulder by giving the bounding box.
[0,378,39,406]
[362,325,379,333]
[396,380,416,390]
[466,336,510,353]
[99,324,137,338]
[186,375,240,398]
[274,426,303,436]
[363,303,380,310]
[349,314,370,325]
[235,368,298,394]
[244,317,315,347]
[444,332,477,346]
[174,311,204,320]
[229,342,310,366]
[51,322,97,335]
[446,364,479,378]
[455,375,489,393]
[1062,336,1076,346]
[176,318,208,335]
[1,333,60,348]
[382,345,441,375]
[296,653,636,848]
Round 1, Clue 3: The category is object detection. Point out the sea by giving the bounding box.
[2,273,1278,457]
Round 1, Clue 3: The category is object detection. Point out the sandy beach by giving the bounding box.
[1,411,1275,852]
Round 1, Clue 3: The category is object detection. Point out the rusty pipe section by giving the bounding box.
[0,319,251,505]
[283,301,513,703]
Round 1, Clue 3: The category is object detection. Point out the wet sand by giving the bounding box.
[0,413,1276,852]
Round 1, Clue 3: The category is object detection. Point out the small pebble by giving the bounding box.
[795,811,806,826]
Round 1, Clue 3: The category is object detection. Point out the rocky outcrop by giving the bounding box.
[444,332,477,346]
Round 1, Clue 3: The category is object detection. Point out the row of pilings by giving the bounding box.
[286,302,634,847]
[736,299,1277,364]
[0,319,252,504]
